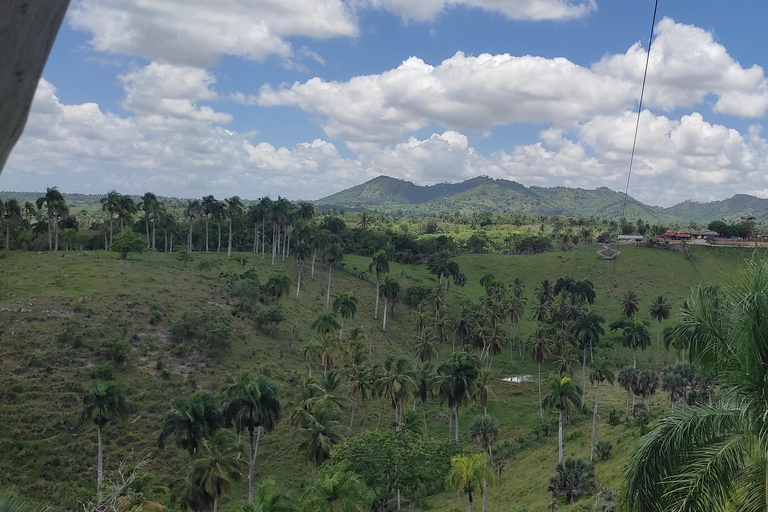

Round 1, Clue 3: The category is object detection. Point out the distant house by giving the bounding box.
[659,231,692,241]
[617,235,644,243]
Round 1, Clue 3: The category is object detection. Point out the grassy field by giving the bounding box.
[0,243,760,511]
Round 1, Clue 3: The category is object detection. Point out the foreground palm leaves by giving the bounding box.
[625,260,768,511]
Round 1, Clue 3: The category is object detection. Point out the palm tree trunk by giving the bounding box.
[205,217,209,252]
[448,410,452,439]
[109,215,114,249]
[467,489,473,512]
[253,225,258,252]
[227,218,233,259]
[218,222,222,252]
[97,425,103,488]
[374,274,380,320]
[455,406,460,442]
[326,265,333,309]
[47,217,52,250]
[261,223,265,258]
[382,298,388,332]
[590,382,600,462]
[296,265,302,298]
[54,221,59,251]
[395,402,400,432]
[146,218,151,248]
[170,231,173,252]
[633,348,637,368]
[538,363,543,421]
[558,409,564,465]
[188,220,193,252]
[349,399,357,436]
[311,249,317,278]
[213,495,218,512]
[581,345,587,407]
[248,426,261,504]
[105,231,108,251]
[152,222,156,250]
[271,225,277,265]
[482,478,488,512]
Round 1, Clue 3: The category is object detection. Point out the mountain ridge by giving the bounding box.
[316,175,768,223]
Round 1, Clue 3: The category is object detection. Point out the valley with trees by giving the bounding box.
[1,183,767,511]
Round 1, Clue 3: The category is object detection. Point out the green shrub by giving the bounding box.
[607,408,621,426]
[595,441,612,461]
[547,458,596,503]
[169,306,232,350]
[101,339,131,363]
[111,231,146,259]
[90,362,115,380]
[403,285,431,307]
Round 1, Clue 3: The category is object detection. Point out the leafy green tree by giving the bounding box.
[264,274,290,304]
[159,390,223,458]
[542,374,580,465]
[661,370,685,409]
[231,478,293,512]
[324,244,343,309]
[369,250,390,320]
[527,329,552,421]
[190,429,245,512]
[438,351,480,441]
[588,359,614,462]
[333,293,358,339]
[469,415,498,512]
[112,230,146,259]
[221,372,281,504]
[648,295,671,347]
[80,382,128,488]
[299,460,371,512]
[379,276,400,333]
[445,453,493,512]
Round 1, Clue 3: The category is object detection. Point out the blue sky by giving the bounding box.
[3,0,768,206]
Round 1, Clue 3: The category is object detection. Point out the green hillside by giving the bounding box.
[316,176,678,223]
[664,194,768,222]
[0,244,759,511]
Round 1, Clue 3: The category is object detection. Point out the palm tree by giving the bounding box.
[619,320,651,368]
[346,363,371,435]
[201,195,218,253]
[292,401,345,466]
[248,478,294,512]
[158,391,223,459]
[138,192,159,249]
[621,290,640,318]
[3,199,21,251]
[625,262,768,511]
[473,368,496,416]
[511,277,525,299]
[190,429,245,512]
[379,276,400,332]
[414,302,430,341]
[414,332,439,365]
[414,362,437,434]
[221,372,281,504]
[572,311,605,406]
[116,194,137,234]
[298,460,370,512]
[80,382,128,488]
[323,244,343,309]
[542,374,580,465]
[300,340,322,378]
[312,312,340,338]
[438,351,480,441]
[469,415,498,512]
[294,241,312,298]
[527,329,552,421]
[504,294,525,360]
[224,196,244,259]
[536,279,555,306]
[617,367,638,420]
[376,356,416,428]
[648,295,671,348]
[264,274,290,304]
[369,250,390,320]
[588,359,614,462]
[184,199,202,252]
[445,453,493,512]
[333,293,358,340]
[36,186,63,251]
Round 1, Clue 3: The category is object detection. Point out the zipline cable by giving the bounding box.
[607,0,660,292]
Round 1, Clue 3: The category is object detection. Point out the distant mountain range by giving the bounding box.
[316,175,768,223]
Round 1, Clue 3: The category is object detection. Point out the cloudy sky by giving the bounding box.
[3,0,768,206]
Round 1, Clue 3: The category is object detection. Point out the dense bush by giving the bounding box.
[595,441,612,461]
[169,306,232,351]
[547,458,597,503]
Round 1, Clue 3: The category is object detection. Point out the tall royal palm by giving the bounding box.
[294,241,312,298]
[221,372,281,504]
[621,290,640,318]
[201,195,218,253]
[379,276,400,333]
[648,295,671,348]
[138,192,159,249]
[572,310,605,406]
[333,293,358,340]
[526,329,552,421]
[80,382,128,488]
[190,429,244,512]
[626,261,768,511]
[369,249,390,320]
[36,186,63,251]
[323,244,343,309]
[469,415,498,512]
[291,401,345,466]
[375,356,416,429]
[588,358,614,462]
[116,194,137,233]
[225,196,244,259]
[542,374,580,465]
[439,351,480,441]
[446,453,493,512]
[158,391,223,459]
[184,199,201,252]
[3,199,22,251]
[100,190,121,250]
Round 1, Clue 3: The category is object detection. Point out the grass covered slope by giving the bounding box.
[0,244,758,511]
